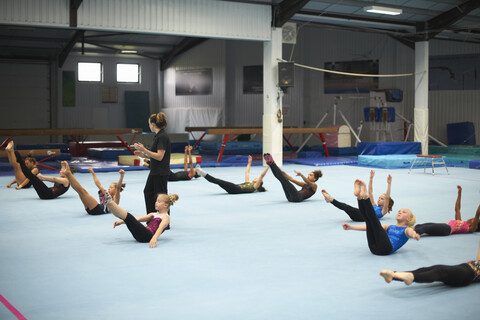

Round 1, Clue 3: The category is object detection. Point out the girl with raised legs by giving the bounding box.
[168,146,199,181]
[5,141,38,189]
[15,151,70,199]
[322,170,393,221]
[263,153,321,202]
[414,185,480,236]
[342,178,420,255]
[195,155,268,194]
[106,192,177,248]
[380,239,480,287]
[61,161,125,215]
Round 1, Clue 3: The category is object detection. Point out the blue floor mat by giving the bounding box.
[1,165,479,319]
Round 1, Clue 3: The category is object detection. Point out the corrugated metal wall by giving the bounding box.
[1,0,271,40]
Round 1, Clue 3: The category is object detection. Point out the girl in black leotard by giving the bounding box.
[5,140,38,189]
[263,153,321,202]
[380,239,480,287]
[15,151,70,199]
[195,155,268,194]
[168,146,199,181]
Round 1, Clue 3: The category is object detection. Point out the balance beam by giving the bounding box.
[0,128,143,155]
[185,126,338,162]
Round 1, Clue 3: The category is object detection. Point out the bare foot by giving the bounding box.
[457,185,462,192]
[354,180,361,198]
[5,140,14,152]
[87,167,94,174]
[61,161,72,176]
[359,180,368,199]
[379,270,394,283]
[321,189,333,203]
[394,271,414,285]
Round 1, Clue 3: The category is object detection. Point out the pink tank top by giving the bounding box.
[446,220,470,234]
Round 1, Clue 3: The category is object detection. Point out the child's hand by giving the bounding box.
[113,221,123,228]
[342,223,352,230]
[370,170,375,179]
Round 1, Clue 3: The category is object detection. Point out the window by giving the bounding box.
[117,63,140,83]
[78,62,102,82]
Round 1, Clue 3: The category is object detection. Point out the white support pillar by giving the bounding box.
[263,28,283,166]
[414,41,429,155]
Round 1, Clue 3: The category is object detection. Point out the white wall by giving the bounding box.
[58,53,159,130]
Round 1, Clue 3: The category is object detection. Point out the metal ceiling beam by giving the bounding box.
[273,0,311,27]
[58,30,84,68]
[416,0,480,41]
[160,37,208,71]
[69,0,83,28]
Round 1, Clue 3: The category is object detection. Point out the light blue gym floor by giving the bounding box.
[0,163,479,319]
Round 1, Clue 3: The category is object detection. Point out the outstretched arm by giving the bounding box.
[455,185,462,220]
[187,146,196,177]
[245,155,253,182]
[342,223,367,231]
[381,175,392,216]
[295,171,317,190]
[405,227,420,240]
[183,146,188,171]
[149,215,170,248]
[88,168,105,194]
[113,169,125,204]
[253,166,269,189]
[476,239,480,261]
[468,205,480,233]
[368,170,376,206]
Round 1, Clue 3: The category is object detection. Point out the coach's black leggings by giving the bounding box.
[414,223,451,236]
[331,199,364,221]
[269,162,303,202]
[204,174,242,194]
[404,264,475,287]
[143,173,168,214]
[124,213,153,243]
[16,151,55,199]
[358,198,392,255]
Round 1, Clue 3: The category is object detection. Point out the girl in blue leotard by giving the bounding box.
[342,178,420,256]
[322,170,393,221]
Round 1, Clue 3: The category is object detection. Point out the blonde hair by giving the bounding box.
[157,193,179,207]
[407,211,416,228]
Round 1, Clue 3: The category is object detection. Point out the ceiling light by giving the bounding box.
[120,50,137,54]
[364,6,402,16]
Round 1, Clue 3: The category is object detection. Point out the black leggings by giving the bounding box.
[143,173,168,214]
[269,162,303,202]
[414,223,451,236]
[16,151,56,199]
[124,213,153,243]
[331,199,364,221]
[408,264,475,287]
[358,198,392,255]
[204,174,242,194]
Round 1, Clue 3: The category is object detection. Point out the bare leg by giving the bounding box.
[455,185,462,220]
[380,270,414,285]
[105,198,128,220]
[6,141,27,185]
[321,189,333,203]
[62,161,98,210]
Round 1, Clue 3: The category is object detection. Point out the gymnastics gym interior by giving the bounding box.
[1,1,480,319]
